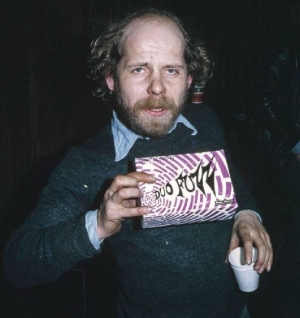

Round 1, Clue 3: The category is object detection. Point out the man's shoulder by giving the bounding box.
[81,124,114,154]
[54,125,114,171]
[183,103,217,117]
[182,103,220,128]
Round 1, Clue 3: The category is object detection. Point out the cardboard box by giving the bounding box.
[135,150,238,228]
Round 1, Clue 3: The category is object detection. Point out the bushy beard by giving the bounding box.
[114,87,188,139]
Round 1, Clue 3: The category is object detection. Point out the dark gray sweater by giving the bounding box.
[5,104,256,317]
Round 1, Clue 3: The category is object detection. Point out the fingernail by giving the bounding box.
[148,175,156,181]
[246,258,252,265]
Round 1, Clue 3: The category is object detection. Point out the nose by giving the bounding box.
[147,74,166,96]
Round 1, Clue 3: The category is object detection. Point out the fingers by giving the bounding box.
[229,211,273,274]
[110,172,155,207]
[253,230,273,273]
[109,186,142,206]
[242,223,273,274]
[105,190,152,217]
[97,173,155,239]
[127,171,156,183]
[97,200,152,239]
[106,172,155,199]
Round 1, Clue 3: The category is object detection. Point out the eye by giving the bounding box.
[132,67,144,74]
[166,68,178,75]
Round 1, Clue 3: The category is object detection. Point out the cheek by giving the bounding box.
[120,80,145,104]
[172,83,189,101]
[120,88,138,109]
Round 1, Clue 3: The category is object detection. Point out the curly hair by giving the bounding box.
[88,8,214,101]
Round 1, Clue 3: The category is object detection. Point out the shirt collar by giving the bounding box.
[111,110,197,161]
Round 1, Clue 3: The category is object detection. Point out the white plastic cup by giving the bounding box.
[228,247,260,292]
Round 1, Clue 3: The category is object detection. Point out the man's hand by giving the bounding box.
[96,172,155,240]
[226,210,273,274]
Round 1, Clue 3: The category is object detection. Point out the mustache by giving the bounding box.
[134,96,176,111]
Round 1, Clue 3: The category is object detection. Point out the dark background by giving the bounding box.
[0,0,293,317]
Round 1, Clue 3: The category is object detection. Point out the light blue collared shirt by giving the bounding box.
[85,111,197,249]
[111,110,197,161]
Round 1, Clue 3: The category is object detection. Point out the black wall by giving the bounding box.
[0,0,292,316]
[1,0,290,230]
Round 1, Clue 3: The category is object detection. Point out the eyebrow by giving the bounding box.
[124,62,148,69]
[165,64,186,70]
[124,63,186,70]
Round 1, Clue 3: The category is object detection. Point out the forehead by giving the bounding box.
[121,17,186,59]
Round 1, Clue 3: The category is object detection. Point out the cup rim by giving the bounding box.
[228,247,257,267]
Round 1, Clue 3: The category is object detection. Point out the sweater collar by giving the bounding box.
[111,110,197,161]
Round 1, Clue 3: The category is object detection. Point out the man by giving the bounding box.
[5,9,272,318]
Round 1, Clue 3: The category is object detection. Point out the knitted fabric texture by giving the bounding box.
[5,104,255,317]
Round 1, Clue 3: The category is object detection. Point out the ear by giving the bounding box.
[106,75,115,91]
[187,75,193,88]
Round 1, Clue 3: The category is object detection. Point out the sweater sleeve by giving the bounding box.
[225,149,258,213]
[4,147,102,290]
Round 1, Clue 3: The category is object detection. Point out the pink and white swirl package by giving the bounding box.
[135,150,238,228]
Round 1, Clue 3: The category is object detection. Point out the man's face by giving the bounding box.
[106,18,192,138]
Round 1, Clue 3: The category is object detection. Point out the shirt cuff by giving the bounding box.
[85,210,104,250]
[234,210,262,223]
